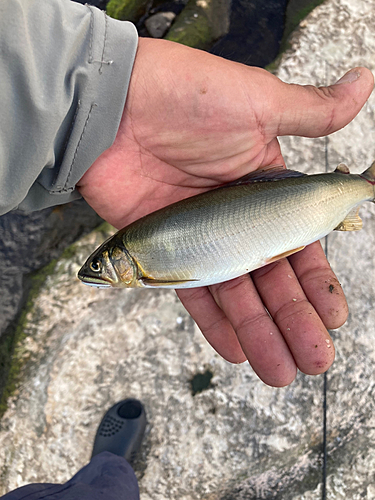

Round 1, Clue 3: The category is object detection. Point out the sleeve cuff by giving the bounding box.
[18,7,138,212]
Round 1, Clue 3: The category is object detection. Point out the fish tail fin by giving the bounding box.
[361,161,375,201]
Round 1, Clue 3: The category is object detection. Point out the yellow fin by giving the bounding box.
[140,277,200,287]
[334,207,363,231]
[265,246,305,264]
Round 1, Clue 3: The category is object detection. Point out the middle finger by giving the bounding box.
[209,274,297,387]
[251,258,335,375]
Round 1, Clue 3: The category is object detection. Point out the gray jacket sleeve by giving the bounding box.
[0,0,138,215]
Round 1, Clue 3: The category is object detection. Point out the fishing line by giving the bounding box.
[322,368,328,500]
[322,129,329,500]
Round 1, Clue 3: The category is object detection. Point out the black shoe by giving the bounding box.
[91,399,146,464]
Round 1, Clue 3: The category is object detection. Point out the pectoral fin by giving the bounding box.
[265,246,305,264]
[140,277,200,287]
[334,207,363,231]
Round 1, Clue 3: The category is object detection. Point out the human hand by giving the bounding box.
[77,38,374,386]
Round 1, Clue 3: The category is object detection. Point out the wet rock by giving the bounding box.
[145,11,176,37]
[210,0,288,66]
[165,0,231,50]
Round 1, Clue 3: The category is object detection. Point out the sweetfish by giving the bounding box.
[78,162,375,289]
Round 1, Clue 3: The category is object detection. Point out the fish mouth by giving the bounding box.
[77,272,112,289]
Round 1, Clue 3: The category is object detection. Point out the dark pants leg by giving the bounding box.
[1,452,139,500]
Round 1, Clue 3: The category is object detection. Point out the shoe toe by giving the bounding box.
[92,399,146,463]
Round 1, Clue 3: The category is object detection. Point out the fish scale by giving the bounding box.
[78,163,375,289]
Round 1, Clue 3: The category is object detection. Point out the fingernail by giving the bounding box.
[334,69,361,85]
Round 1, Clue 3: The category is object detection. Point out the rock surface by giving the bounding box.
[0,202,100,340]
[145,12,176,38]
[1,0,375,499]
[0,202,101,411]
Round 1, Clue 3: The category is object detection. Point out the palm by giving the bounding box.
[79,39,285,228]
[78,38,374,386]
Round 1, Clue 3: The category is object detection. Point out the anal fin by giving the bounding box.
[334,207,363,231]
[265,246,305,264]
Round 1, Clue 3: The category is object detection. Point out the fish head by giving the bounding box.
[78,241,137,288]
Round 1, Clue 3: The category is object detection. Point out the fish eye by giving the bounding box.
[89,258,102,273]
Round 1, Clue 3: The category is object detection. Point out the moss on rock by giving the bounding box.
[0,259,58,418]
[165,0,230,50]
[0,221,115,420]
[106,0,150,23]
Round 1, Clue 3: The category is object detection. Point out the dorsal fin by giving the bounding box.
[334,163,350,174]
[222,165,306,188]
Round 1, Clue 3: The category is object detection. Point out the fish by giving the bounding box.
[78,162,375,289]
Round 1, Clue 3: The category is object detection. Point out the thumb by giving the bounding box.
[268,67,374,138]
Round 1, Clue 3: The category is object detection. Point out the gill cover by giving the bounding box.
[110,246,137,286]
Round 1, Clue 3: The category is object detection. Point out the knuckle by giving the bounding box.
[273,297,313,326]
[304,85,337,135]
[235,311,272,336]
[177,287,208,304]
[210,274,249,297]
